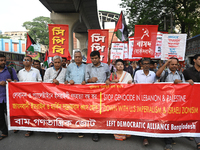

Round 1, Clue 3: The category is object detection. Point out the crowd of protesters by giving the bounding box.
[0,50,200,150]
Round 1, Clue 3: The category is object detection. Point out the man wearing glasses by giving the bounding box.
[18,56,42,82]
[17,56,42,137]
[133,58,156,146]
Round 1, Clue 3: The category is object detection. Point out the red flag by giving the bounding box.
[132,25,158,58]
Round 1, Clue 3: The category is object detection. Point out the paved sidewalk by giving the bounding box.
[0,131,196,150]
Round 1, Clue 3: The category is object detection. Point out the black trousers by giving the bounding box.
[0,103,8,135]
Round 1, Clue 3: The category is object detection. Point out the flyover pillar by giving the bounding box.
[75,33,88,51]
[50,12,79,55]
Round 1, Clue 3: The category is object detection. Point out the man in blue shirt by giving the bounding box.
[65,50,86,85]
[0,54,18,140]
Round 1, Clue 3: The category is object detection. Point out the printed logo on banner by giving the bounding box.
[161,34,187,61]
[87,30,109,63]
[132,25,158,58]
[48,24,71,58]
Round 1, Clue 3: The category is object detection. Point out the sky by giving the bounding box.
[0,0,123,33]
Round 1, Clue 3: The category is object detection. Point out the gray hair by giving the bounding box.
[74,50,82,57]
[53,55,62,62]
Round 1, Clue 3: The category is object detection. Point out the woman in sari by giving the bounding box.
[109,59,132,84]
[108,59,132,140]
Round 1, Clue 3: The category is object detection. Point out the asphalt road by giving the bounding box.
[0,131,196,150]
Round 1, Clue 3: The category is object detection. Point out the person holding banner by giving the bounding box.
[65,50,86,138]
[44,55,66,139]
[183,54,200,149]
[18,56,42,137]
[0,54,18,140]
[44,56,67,85]
[65,50,86,85]
[85,51,110,142]
[156,57,185,150]
[107,59,132,141]
[134,58,156,146]
[109,59,132,84]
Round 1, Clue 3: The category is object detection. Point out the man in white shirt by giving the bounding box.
[134,58,156,83]
[133,58,156,146]
[17,56,42,137]
[44,56,67,85]
[18,56,42,82]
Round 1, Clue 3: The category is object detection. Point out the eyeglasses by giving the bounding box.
[23,59,31,62]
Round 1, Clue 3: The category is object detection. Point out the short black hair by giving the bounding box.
[193,54,200,60]
[169,57,178,62]
[0,54,6,59]
[90,51,100,58]
[62,57,67,61]
[33,60,40,64]
[24,56,32,61]
[150,60,154,65]
[141,58,150,64]
[116,59,124,65]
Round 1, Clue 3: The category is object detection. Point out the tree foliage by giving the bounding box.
[120,0,200,38]
[0,35,11,39]
[23,16,53,45]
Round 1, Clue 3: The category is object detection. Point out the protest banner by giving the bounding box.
[161,34,187,61]
[7,82,200,137]
[87,29,109,63]
[132,25,158,58]
[48,24,71,59]
[128,37,141,61]
[153,32,163,59]
[123,42,129,60]
[111,42,124,60]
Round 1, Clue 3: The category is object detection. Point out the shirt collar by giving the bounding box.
[92,62,103,67]
[23,66,34,71]
[53,66,62,71]
[167,68,179,74]
[141,70,151,76]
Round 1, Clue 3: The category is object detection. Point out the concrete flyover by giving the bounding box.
[39,0,101,55]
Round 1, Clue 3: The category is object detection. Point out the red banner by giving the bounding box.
[87,29,109,63]
[132,25,158,58]
[48,24,71,59]
[7,82,200,137]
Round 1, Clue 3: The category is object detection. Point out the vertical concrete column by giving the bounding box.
[50,12,79,55]
[75,33,88,50]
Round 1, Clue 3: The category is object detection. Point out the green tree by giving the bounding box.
[120,0,200,38]
[0,35,11,39]
[23,16,53,45]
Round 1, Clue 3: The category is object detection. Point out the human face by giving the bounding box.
[194,56,200,67]
[168,59,178,72]
[0,57,6,69]
[91,55,100,66]
[142,61,150,71]
[67,60,70,65]
[23,57,32,67]
[74,52,82,64]
[62,59,66,67]
[116,61,124,71]
[33,62,40,70]
[54,58,62,70]
[125,60,129,65]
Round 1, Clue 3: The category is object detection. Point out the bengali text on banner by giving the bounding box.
[7,82,200,137]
